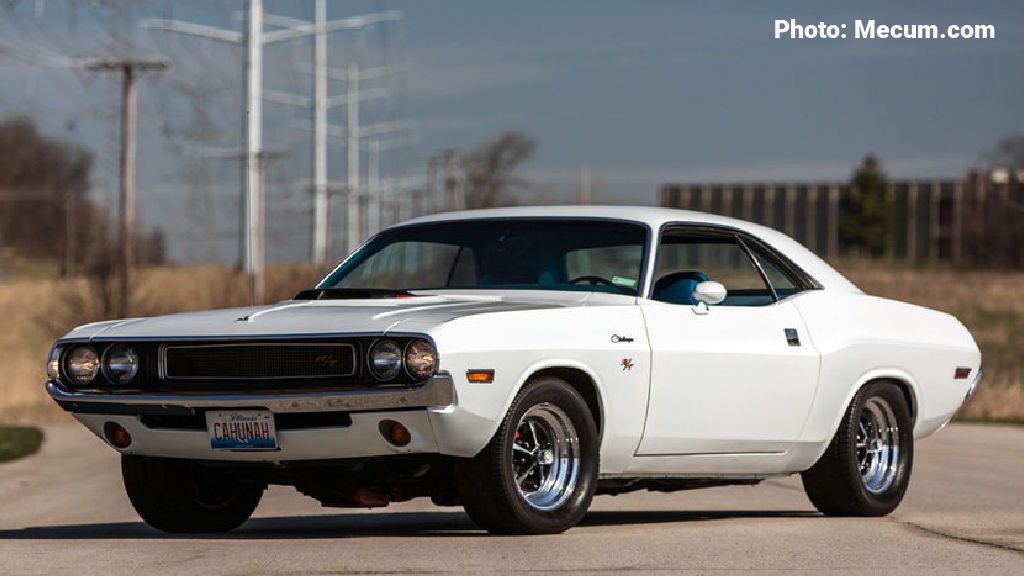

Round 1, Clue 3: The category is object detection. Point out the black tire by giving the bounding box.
[455,376,599,534]
[801,381,914,516]
[122,455,265,533]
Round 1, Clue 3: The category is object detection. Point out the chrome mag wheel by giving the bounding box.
[857,396,900,493]
[512,402,580,511]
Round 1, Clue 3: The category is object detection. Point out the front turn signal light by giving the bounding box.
[379,420,411,447]
[466,369,495,383]
[103,422,133,449]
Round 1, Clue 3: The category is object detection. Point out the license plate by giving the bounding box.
[206,410,278,450]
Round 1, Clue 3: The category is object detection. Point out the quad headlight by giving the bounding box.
[66,345,100,384]
[102,344,139,384]
[369,340,403,381]
[404,339,437,381]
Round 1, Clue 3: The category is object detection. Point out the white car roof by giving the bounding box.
[397,205,861,293]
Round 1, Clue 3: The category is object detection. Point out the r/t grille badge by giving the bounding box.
[314,354,339,367]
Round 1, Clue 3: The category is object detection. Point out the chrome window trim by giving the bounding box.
[647,221,823,302]
[317,216,655,298]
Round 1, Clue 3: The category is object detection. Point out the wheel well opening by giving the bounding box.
[531,367,603,435]
[870,377,918,423]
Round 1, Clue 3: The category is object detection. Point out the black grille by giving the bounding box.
[163,343,357,381]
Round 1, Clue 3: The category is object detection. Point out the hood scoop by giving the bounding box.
[294,288,417,300]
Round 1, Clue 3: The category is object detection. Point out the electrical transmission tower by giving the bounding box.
[141,0,401,303]
[263,17,408,262]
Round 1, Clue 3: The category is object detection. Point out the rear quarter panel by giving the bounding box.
[793,290,980,465]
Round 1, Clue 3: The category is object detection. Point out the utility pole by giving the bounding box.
[346,61,361,254]
[579,164,592,205]
[319,117,414,240]
[443,150,466,210]
[244,0,264,304]
[367,137,380,236]
[273,62,398,258]
[426,156,439,215]
[312,0,329,264]
[86,58,167,318]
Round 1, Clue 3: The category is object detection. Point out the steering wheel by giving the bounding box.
[569,275,620,289]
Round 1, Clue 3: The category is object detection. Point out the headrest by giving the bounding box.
[653,271,709,305]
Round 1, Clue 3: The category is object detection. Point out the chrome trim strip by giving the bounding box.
[967,365,982,399]
[66,331,433,344]
[46,373,455,414]
[159,342,357,381]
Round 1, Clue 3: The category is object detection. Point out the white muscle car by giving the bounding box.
[46,206,981,534]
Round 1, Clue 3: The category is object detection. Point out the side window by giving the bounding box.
[745,242,805,299]
[566,245,643,291]
[652,230,773,306]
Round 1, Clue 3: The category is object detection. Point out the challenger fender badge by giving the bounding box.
[611,334,634,343]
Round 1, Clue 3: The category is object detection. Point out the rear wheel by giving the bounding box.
[455,376,599,534]
[122,455,265,533]
[801,382,913,516]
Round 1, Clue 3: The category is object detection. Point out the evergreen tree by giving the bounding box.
[841,154,891,257]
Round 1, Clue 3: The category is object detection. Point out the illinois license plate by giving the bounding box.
[206,410,278,450]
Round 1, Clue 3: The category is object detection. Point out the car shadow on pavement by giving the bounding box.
[0,509,817,540]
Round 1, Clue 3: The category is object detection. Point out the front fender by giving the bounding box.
[424,305,650,474]
[430,358,604,457]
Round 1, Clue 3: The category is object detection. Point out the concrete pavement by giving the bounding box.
[0,423,1021,574]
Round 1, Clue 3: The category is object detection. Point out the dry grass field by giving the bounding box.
[0,265,329,424]
[0,262,1020,424]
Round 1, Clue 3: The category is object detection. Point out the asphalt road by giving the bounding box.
[1,423,1022,575]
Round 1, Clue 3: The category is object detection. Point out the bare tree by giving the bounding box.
[0,116,91,273]
[462,131,535,209]
[988,133,1024,169]
[0,115,166,276]
[971,134,1024,268]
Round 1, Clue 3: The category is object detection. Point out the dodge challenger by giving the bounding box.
[45,206,981,534]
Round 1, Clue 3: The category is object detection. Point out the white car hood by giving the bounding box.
[63,291,618,341]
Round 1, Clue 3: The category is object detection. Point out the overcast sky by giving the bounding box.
[1,0,1022,263]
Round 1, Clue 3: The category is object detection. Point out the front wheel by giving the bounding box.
[122,455,265,533]
[455,376,599,534]
[801,381,914,516]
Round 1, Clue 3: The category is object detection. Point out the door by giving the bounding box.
[636,227,820,456]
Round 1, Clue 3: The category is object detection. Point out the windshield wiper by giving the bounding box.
[294,288,416,300]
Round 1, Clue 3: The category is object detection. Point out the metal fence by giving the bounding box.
[660,171,1024,266]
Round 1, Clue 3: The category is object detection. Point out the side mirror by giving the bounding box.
[692,281,726,314]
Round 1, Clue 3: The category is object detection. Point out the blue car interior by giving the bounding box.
[652,271,709,305]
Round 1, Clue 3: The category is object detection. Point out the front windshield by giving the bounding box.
[318,219,648,296]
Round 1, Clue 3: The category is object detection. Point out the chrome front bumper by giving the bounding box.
[46,373,456,416]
